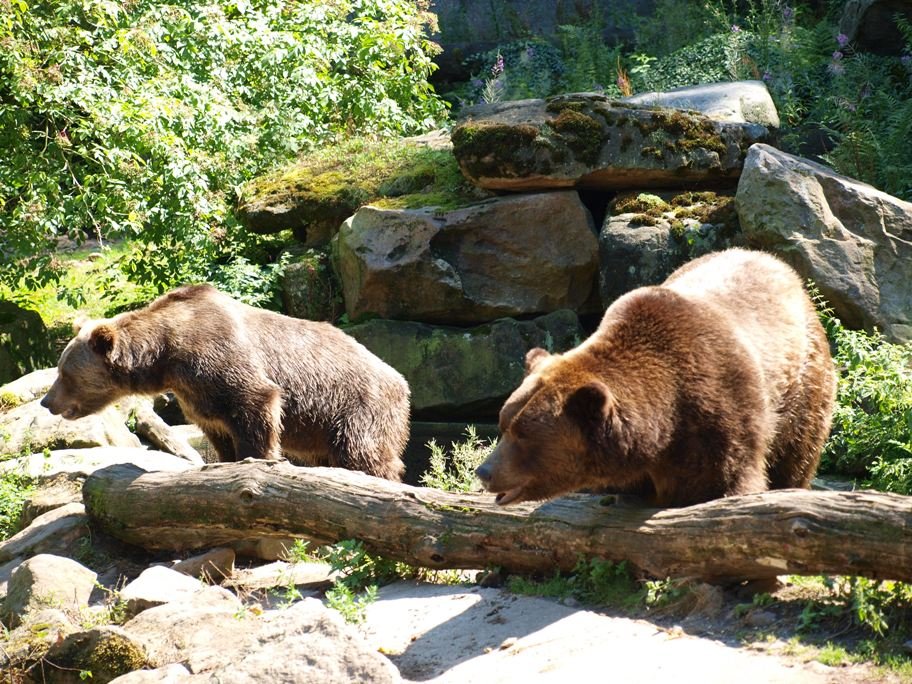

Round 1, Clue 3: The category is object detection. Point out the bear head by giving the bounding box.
[41,318,129,420]
[475,347,627,505]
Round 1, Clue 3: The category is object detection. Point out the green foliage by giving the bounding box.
[797,576,912,638]
[321,539,412,624]
[0,0,446,295]
[323,539,413,592]
[818,312,912,493]
[507,557,647,612]
[325,582,377,624]
[421,425,496,493]
[0,466,35,540]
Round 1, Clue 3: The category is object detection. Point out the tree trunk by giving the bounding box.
[83,460,912,582]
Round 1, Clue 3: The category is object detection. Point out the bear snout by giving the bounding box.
[475,462,493,484]
[39,393,58,414]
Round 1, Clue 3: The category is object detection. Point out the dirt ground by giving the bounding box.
[357,580,903,683]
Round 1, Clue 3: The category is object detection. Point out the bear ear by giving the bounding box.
[524,347,551,374]
[88,324,118,358]
[564,381,623,441]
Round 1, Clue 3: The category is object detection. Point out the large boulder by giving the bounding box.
[622,81,780,128]
[0,399,141,457]
[736,143,912,343]
[2,554,97,628]
[123,596,399,682]
[840,0,912,56]
[345,311,585,419]
[281,249,343,322]
[0,301,55,386]
[451,93,772,191]
[335,192,598,325]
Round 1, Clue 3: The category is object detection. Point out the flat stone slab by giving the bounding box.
[0,447,195,480]
[622,80,780,127]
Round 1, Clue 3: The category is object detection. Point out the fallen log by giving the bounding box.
[82,460,912,582]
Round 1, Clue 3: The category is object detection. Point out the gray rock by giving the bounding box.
[0,556,22,604]
[120,566,239,618]
[124,596,398,682]
[0,367,57,405]
[20,475,83,525]
[623,81,780,128]
[0,503,89,564]
[452,94,771,191]
[0,397,141,458]
[737,143,912,343]
[171,547,236,583]
[346,310,585,419]
[0,301,55,385]
[2,554,97,628]
[109,663,193,683]
[840,0,912,55]
[335,191,598,325]
[0,447,195,481]
[224,560,336,594]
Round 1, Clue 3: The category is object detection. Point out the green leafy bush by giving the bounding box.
[820,313,912,494]
[421,425,496,493]
[0,0,446,294]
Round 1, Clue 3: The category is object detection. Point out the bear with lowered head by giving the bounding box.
[476,249,836,507]
[42,284,410,481]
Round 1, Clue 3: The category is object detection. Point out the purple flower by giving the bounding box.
[491,54,504,77]
[782,5,794,22]
[837,33,849,48]
[731,24,741,33]
[525,46,536,59]
[762,71,773,82]
[832,50,843,60]
[471,78,483,89]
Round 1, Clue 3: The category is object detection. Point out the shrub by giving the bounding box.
[819,313,912,494]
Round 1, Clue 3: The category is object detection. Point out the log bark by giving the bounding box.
[82,460,912,582]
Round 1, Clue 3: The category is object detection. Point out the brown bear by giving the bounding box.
[475,248,836,507]
[41,284,409,481]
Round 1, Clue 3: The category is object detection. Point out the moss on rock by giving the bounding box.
[237,136,486,242]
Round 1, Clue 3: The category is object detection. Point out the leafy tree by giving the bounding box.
[0,0,446,294]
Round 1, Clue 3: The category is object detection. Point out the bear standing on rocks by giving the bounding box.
[476,249,836,507]
[41,284,410,481]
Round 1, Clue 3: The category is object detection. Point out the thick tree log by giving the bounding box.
[82,460,912,582]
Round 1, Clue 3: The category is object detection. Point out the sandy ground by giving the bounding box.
[359,581,886,684]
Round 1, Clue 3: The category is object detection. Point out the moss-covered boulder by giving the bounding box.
[0,301,55,386]
[236,134,490,245]
[345,310,584,420]
[335,191,598,325]
[599,191,742,305]
[451,93,772,191]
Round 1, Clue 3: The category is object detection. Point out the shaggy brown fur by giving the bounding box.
[476,249,836,507]
[42,284,409,480]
